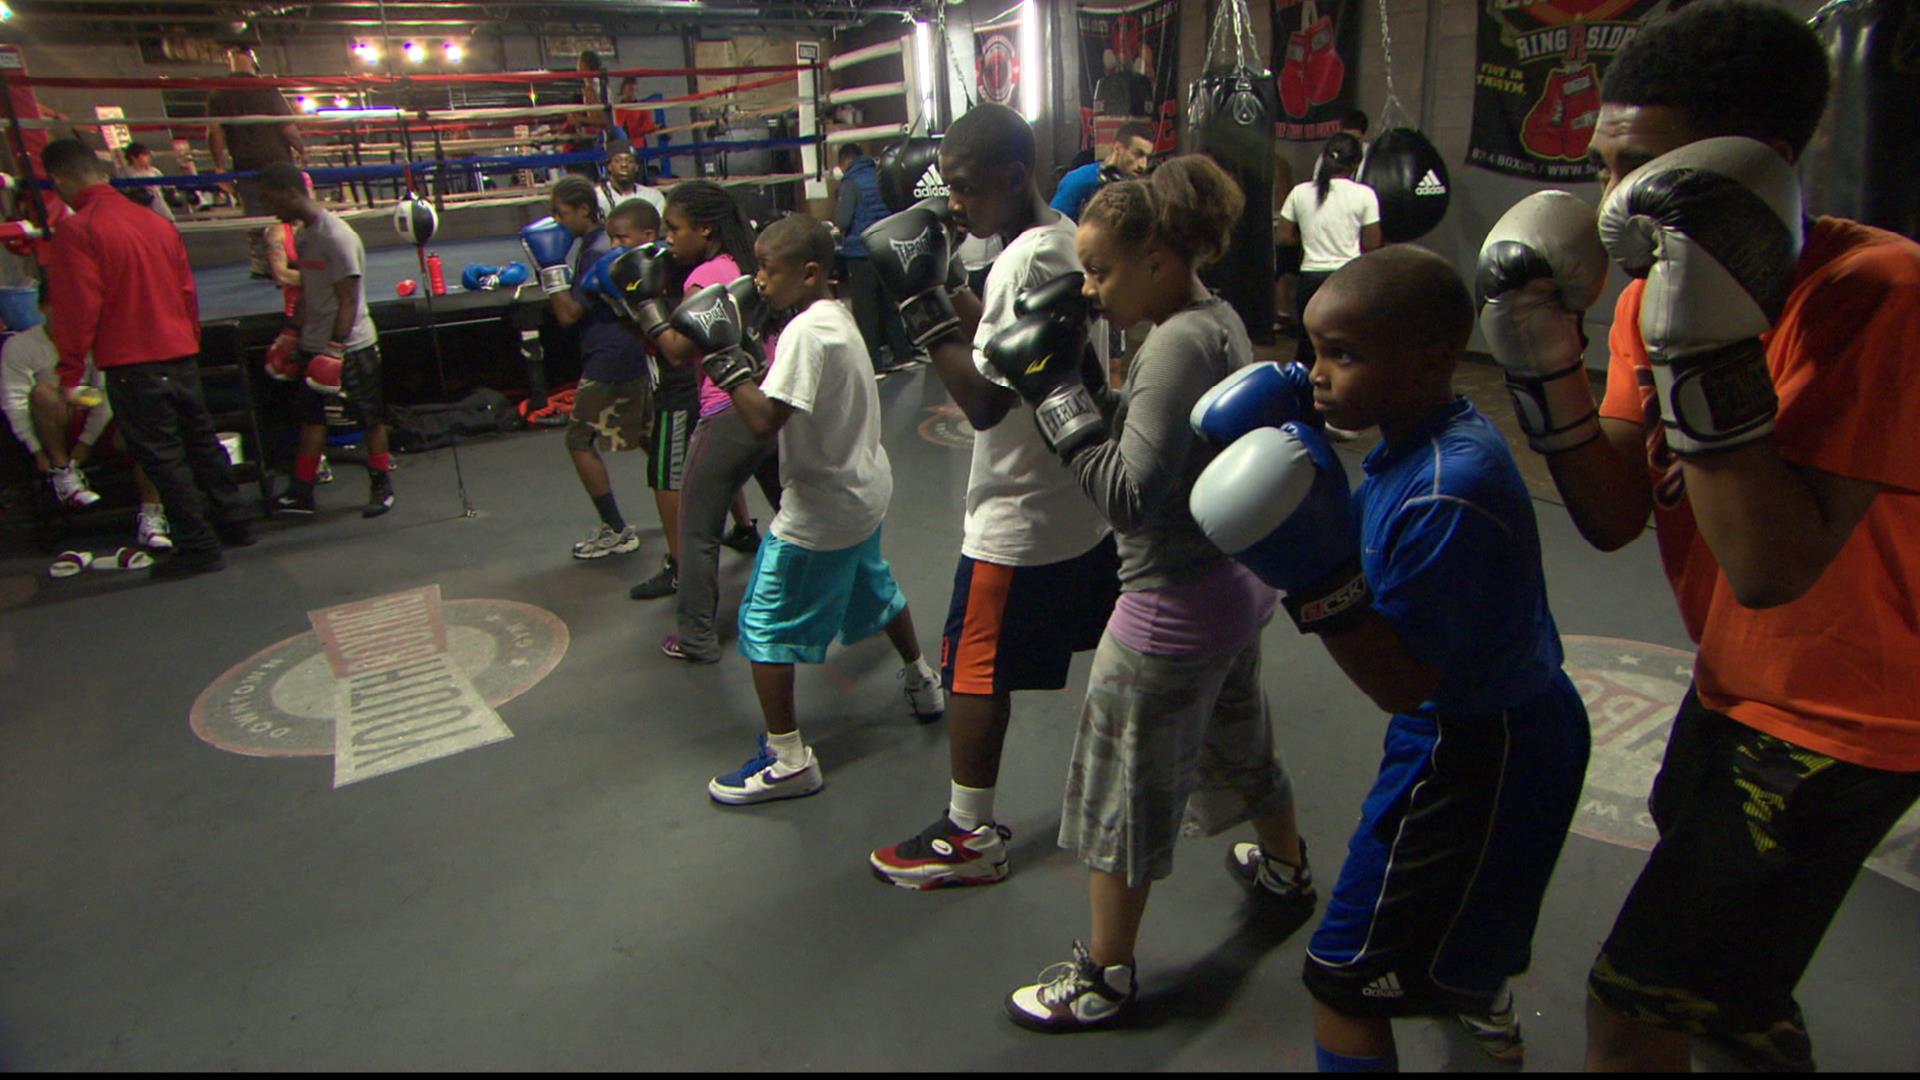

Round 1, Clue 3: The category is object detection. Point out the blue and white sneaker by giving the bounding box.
[707,735,824,805]
[1005,941,1136,1033]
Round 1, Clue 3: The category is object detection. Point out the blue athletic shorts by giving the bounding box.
[1303,676,1590,1017]
[736,527,907,665]
[939,534,1120,695]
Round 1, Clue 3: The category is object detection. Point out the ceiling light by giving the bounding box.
[1019,2,1040,122]
[352,42,380,65]
[443,41,464,65]
[402,41,425,65]
[296,96,317,113]
[333,96,351,109]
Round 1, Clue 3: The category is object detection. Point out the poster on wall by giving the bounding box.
[974,7,1025,111]
[1270,0,1362,142]
[1467,0,1667,181]
[1076,0,1182,155]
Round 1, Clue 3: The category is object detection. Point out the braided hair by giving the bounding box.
[664,179,758,274]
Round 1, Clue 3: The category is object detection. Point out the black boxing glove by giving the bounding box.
[609,242,677,338]
[863,199,961,348]
[982,299,1104,460]
[670,284,760,392]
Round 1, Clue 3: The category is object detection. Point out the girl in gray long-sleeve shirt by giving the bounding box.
[1003,156,1314,1033]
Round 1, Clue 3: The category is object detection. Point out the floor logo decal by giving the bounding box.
[190,585,568,787]
[1564,635,1920,893]
[917,402,975,449]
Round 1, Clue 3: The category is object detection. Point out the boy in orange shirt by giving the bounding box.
[1475,2,1920,1071]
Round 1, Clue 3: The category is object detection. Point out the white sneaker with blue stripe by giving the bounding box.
[707,735,824,805]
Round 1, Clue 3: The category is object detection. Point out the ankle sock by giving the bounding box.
[294,453,320,484]
[948,781,995,832]
[367,452,392,474]
[1315,1044,1398,1073]
[767,730,805,766]
[591,492,625,531]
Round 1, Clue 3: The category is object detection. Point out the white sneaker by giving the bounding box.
[136,503,174,551]
[571,523,641,559]
[707,736,825,805]
[50,464,101,508]
[900,665,945,720]
[315,456,334,484]
[1005,941,1137,1033]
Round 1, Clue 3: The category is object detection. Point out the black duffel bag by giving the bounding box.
[388,388,522,452]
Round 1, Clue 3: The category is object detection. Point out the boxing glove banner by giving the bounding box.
[1358,128,1450,243]
[1476,190,1608,453]
[1598,136,1802,456]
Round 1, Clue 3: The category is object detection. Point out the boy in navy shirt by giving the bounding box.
[1189,246,1589,1069]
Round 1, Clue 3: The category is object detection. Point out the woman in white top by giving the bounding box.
[1276,133,1382,363]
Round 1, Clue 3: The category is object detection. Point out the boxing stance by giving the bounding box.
[671,215,940,804]
[1482,4,1920,1070]
[1193,247,1589,1068]
[862,103,1121,890]
[986,156,1312,1033]
[259,162,394,520]
[525,177,657,560]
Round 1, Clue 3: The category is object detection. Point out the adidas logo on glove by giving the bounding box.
[1415,170,1448,197]
[913,165,948,201]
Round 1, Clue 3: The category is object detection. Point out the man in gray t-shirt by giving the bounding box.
[256,163,394,521]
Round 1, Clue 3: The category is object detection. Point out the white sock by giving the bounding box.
[907,655,937,684]
[948,781,995,831]
[767,729,805,767]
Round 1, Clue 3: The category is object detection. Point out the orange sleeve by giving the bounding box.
[1597,281,1648,425]
[1769,243,1920,495]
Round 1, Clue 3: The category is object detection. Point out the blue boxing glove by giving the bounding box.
[1189,421,1370,635]
[581,245,632,311]
[461,261,532,291]
[496,261,531,288]
[1189,361,1320,447]
[519,216,575,295]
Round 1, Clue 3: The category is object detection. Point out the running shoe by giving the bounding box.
[573,523,641,559]
[1005,941,1136,1033]
[708,734,824,805]
[899,665,945,720]
[869,814,1012,890]
[1457,984,1525,1064]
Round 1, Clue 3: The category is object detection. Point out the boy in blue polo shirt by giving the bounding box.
[1190,246,1589,1070]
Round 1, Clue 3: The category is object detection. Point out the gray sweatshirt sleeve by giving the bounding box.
[1067,317,1222,533]
[834,182,859,235]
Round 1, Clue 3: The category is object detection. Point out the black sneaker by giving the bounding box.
[1226,839,1318,933]
[628,557,678,600]
[150,548,227,580]
[721,519,760,554]
[364,473,395,518]
[271,483,316,518]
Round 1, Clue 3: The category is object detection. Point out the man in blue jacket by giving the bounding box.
[834,143,919,373]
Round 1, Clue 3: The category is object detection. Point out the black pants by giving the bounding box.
[104,359,249,556]
[842,255,917,371]
[1293,270,1333,364]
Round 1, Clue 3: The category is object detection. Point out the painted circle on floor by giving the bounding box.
[917,402,974,448]
[190,598,568,758]
[1562,634,1920,893]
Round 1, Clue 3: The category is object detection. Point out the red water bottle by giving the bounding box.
[426,251,447,295]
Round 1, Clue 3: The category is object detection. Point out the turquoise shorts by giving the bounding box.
[737,527,908,665]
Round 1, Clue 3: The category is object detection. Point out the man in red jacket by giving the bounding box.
[45,138,253,579]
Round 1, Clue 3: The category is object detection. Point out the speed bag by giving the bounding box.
[1187,68,1279,341]
[1358,128,1450,243]
[1804,0,1919,236]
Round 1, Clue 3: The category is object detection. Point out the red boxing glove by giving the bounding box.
[306,342,346,395]
[264,327,304,382]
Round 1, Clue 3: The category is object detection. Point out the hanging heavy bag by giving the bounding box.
[1187,0,1278,342]
[1803,0,1919,238]
[1357,127,1450,243]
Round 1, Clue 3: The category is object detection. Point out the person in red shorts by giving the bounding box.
[1480,2,1920,1071]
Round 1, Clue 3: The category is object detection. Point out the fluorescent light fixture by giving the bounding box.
[318,107,402,119]
[295,95,317,113]
[0,3,14,22]
[443,41,464,64]
[333,96,351,109]
[1019,1,1040,122]
[913,20,935,129]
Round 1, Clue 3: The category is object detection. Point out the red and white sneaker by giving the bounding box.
[50,463,100,508]
[870,814,1012,890]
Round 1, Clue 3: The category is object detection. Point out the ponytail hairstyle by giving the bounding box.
[551,175,602,222]
[664,179,758,274]
[1080,153,1243,271]
[1317,133,1364,205]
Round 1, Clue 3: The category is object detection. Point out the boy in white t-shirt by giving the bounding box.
[863,102,1120,890]
[696,214,943,805]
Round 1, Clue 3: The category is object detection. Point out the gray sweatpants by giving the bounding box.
[674,407,780,660]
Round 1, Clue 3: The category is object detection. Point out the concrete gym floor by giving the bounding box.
[2,357,1917,1071]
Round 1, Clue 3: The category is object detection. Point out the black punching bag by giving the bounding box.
[1805,0,1920,238]
[1188,0,1277,342]
[1357,128,1451,243]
